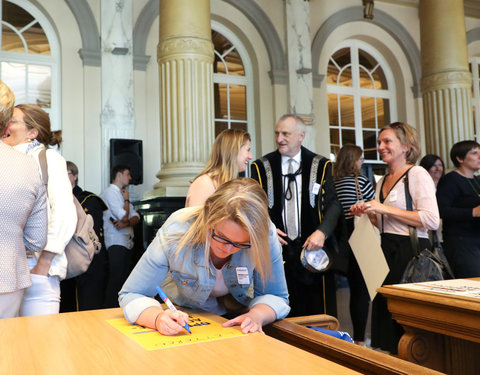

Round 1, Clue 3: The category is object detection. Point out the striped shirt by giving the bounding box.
[334,175,375,219]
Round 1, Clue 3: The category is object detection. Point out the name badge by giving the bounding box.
[236,267,250,285]
[389,190,397,202]
[312,183,320,195]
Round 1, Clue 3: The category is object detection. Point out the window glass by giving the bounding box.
[0,0,55,116]
[212,30,247,137]
[327,41,396,163]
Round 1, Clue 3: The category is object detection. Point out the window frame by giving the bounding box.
[0,0,60,130]
[327,39,397,163]
[211,20,255,159]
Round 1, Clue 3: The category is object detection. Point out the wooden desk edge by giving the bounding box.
[265,316,444,375]
[378,284,480,311]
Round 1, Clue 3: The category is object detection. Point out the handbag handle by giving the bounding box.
[354,176,364,203]
[403,170,422,256]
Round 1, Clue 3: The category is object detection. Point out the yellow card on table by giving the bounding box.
[107,313,244,350]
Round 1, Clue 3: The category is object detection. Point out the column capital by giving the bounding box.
[158,37,213,62]
[421,70,472,92]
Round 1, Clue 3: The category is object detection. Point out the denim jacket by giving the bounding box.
[119,207,290,324]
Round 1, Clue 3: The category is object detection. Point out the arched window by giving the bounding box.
[0,0,60,129]
[327,40,396,164]
[211,21,255,156]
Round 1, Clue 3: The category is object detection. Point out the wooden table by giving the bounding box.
[378,279,480,374]
[0,308,361,375]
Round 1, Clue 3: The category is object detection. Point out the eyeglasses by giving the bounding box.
[211,228,251,250]
[9,119,26,125]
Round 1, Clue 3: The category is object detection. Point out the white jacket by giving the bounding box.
[15,142,77,279]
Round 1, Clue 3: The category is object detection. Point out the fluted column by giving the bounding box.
[420,0,473,169]
[151,0,214,197]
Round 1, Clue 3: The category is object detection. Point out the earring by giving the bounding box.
[27,138,32,142]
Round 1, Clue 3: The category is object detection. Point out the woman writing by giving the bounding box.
[119,178,290,334]
[351,122,439,353]
[186,129,252,207]
[437,141,480,277]
[3,104,77,316]
[333,144,375,345]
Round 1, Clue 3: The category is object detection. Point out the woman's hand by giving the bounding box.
[222,312,264,334]
[154,309,190,336]
[350,200,386,216]
[222,304,276,334]
[30,250,56,276]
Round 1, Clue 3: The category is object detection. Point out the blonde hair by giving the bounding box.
[333,144,363,180]
[15,104,62,147]
[379,122,420,164]
[173,178,272,281]
[194,129,251,187]
[0,81,15,134]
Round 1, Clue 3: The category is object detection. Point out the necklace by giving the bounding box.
[466,176,480,197]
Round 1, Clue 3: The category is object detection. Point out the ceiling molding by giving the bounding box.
[377,0,480,19]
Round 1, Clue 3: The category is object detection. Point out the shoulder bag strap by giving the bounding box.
[404,169,421,256]
[354,175,364,203]
[38,148,49,188]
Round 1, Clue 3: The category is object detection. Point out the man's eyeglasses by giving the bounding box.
[211,228,251,250]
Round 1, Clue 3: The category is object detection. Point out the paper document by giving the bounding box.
[348,214,389,300]
[394,279,480,299]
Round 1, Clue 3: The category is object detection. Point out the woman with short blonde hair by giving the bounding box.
[120,178,289,335]
[351,122,439,353]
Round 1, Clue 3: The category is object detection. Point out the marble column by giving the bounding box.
[150,0,214,197]
[285,0,314,150]
[100,0,134,190]
[420,0,473,169]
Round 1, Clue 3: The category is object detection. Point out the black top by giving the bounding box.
[73,185,108,244]
[436,171,480,238]
[251,146,342,239]
[334,175,375,220]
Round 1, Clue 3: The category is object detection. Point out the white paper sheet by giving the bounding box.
[348,214,389,300]
[394,279,480,299]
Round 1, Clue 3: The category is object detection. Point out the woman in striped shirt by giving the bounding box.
[333,144,375,346]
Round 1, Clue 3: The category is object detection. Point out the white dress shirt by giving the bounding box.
[101,184,139,249]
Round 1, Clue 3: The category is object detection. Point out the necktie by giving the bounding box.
[286,158,298,240]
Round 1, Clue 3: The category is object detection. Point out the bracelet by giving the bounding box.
[154,312,162,330]
[124,199,130,203]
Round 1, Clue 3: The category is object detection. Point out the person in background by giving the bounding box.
[3,104,77,316]
[101,164,140,307]
[186,128,252,207]
[251,114,342,317]
[0,82,48,318]
[119,178,290,335]
[419,154,445,187]
[333,144,375,346]
[60,161,108,311]
[437,141,480,278]
[351,122,439,354]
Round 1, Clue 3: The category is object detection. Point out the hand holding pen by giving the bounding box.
[154,286,191,335]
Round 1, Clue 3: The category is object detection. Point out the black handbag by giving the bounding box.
[400,170,454,283]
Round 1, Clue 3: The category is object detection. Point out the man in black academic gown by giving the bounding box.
[251,114,341,317]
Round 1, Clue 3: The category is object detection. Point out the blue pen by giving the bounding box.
[155,286,191,334]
